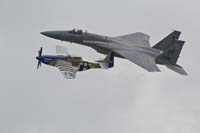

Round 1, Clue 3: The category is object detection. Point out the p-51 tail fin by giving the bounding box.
[96,51,114,69]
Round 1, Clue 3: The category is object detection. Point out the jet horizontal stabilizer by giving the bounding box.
[166,64,188,75]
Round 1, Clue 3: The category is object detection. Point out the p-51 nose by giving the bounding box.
[36,56,42,61]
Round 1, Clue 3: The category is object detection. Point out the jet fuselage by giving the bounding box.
[41,29,157,58]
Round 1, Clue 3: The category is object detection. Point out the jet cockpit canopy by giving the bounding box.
[69,29,83,34]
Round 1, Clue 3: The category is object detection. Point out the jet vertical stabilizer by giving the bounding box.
[156,40,187,75]
[153,30,181,50]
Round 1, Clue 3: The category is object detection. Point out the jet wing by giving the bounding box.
[116,32,150,47]
[55,60,77,79]
[114,50,160,72]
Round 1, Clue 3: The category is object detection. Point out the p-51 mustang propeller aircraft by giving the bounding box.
[36,46,114,79]
[41,29,187,75]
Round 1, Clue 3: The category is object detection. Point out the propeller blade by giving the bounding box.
[37,47,43,69]
[38,47,43,56]
[37,61,40,69]
[37,61,42,69]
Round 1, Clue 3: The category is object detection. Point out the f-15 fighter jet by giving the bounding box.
[41,29,187,75]
[36,46,114,79]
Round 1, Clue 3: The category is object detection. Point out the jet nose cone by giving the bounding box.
[40,31,66,41]
[40,31,56,37]
[40,31,49,36]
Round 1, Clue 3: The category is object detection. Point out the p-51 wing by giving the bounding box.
[55,60,77,79]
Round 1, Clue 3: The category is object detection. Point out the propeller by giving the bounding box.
[37,47,43,69]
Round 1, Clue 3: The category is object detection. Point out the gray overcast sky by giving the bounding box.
[0,0,200,133]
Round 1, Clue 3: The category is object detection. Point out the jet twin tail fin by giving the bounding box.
[153,30,188,75]
[156,40,185,65]
[153,30,181,50]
